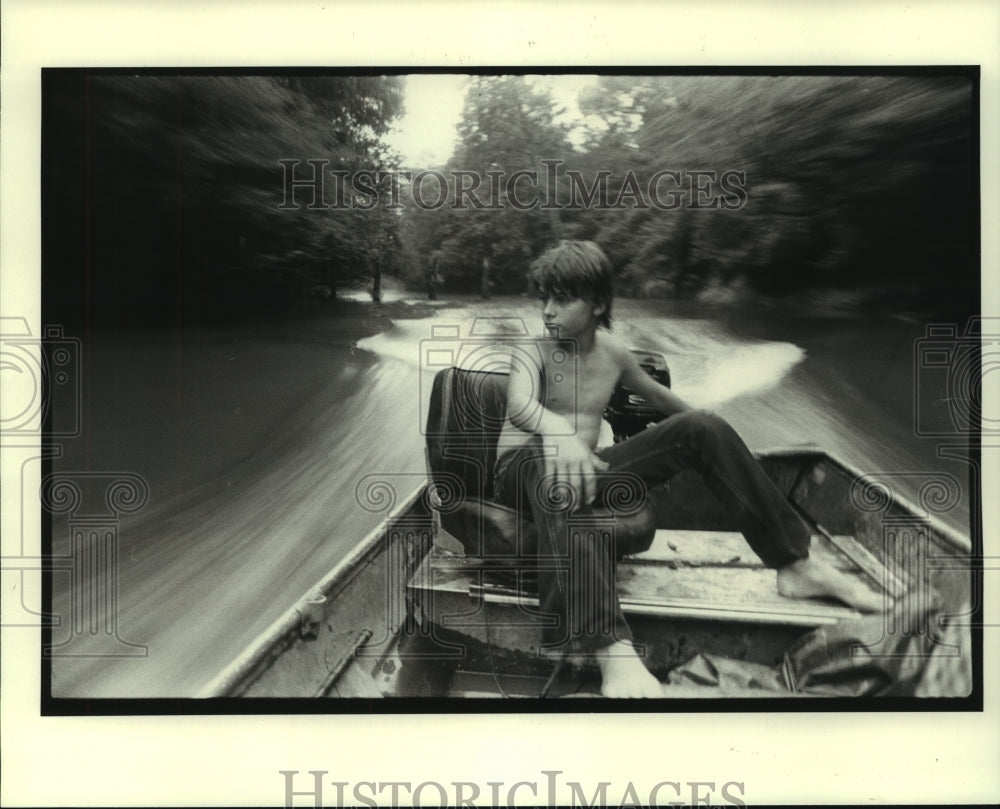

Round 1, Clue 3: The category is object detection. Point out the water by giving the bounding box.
[359,300,808,409]
[48,295,973,696]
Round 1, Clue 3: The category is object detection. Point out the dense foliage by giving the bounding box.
[43,72,975,324]
[398,74,975,313]
[43,73,405,322]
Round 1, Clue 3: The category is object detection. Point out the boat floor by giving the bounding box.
[407,528,889,695]
[412,528,883,625]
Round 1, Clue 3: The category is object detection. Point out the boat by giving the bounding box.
[198,355,974,700]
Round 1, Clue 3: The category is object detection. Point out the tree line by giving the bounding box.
[42,72,975,324]
[43,72,404,323]
[398,74,974,313]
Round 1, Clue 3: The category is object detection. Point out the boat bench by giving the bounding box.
[424,366,658,560]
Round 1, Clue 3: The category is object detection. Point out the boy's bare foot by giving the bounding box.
[595,640,663,698]
[777,556,888,613]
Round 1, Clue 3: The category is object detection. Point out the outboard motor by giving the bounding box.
[604,350,672,442]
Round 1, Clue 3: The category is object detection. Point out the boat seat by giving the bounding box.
[424,367,657,569]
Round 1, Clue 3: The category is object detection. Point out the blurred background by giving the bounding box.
[43,72,975,322]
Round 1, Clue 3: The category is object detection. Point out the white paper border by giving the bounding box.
[2,1,998,805]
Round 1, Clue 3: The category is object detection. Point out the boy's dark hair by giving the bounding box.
[529,240,614,329]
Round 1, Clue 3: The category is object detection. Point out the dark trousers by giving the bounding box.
[492,410,811,653]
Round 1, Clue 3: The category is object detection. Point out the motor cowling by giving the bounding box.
[604,349,672,442]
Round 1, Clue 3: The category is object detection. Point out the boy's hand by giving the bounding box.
[542,433,609,509]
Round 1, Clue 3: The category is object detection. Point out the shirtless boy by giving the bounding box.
[493,240,886,698]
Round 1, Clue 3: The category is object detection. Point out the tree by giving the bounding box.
[399,75,571,295]
[43,73,406,322]
[571,74,974,305]
[399,72,973,311]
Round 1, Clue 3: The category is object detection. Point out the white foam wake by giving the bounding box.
[356,297,806,408]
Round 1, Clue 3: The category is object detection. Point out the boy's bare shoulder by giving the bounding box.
[596,330,633,367]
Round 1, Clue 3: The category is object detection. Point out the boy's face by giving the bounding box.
[539,292,605,340]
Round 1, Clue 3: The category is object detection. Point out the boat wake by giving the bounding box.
[356,296,807,409]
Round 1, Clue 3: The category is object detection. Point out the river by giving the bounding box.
[47,294,975,697]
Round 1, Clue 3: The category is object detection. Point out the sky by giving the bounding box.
[384,74,468,167]
[384,73,601,167]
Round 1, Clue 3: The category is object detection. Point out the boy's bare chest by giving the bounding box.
[541,349,620,417]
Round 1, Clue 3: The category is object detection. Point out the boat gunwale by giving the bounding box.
[196,483,426,697]
[198,445,972,697]
[762,444,972,555]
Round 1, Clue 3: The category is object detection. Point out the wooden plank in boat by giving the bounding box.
[430,529,866,575]
[410,529,873,628]
[466,569,865,625]
[616,565,865,614]
[634,529,865,576]
[628,529,761,566]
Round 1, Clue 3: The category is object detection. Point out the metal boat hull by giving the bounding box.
[199,448,971,699]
